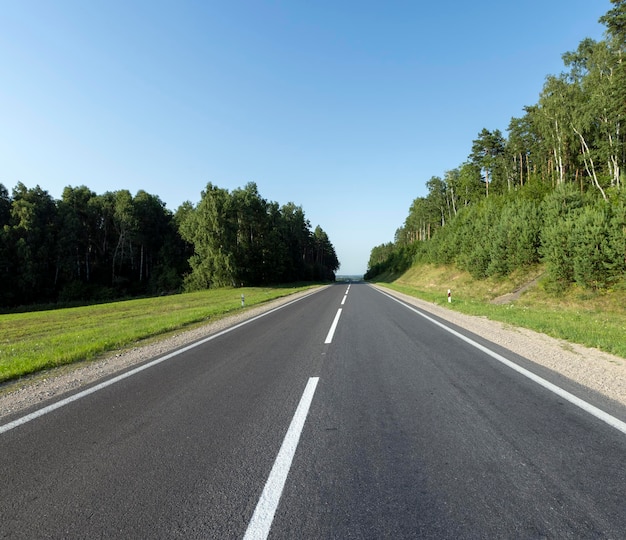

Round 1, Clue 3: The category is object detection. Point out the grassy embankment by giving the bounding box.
[0,285,317,384]
[373,264,626,360]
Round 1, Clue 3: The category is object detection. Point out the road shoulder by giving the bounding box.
[372,284,626,409]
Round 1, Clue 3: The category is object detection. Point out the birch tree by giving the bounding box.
[537,76,573,186]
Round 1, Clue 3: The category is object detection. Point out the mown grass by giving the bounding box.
[0,285,317,384]
[373,264,626,359]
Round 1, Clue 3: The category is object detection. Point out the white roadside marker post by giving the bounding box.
[448,289,451,303]
[241,293,245,307]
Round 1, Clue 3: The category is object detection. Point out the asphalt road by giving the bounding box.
[1,283,626,538]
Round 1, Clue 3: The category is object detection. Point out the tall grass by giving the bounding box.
[0,285,315,383]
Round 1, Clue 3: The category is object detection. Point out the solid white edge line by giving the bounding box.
[375,287,626,437]
[0,290,323,436]
[243,376,319,540]
[324,308,342,344]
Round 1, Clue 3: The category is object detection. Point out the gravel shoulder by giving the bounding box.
[2,284,625,421]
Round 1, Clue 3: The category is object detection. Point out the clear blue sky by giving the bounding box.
[0,1,610,275]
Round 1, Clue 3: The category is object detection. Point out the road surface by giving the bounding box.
[1,283,626,538]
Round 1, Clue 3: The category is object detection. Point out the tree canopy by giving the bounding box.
[0,181,338,308]
[366,3,626,292]
[178,182,339,289]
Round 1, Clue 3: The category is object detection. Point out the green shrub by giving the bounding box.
[540,185,586,290]
[571,202,625,289]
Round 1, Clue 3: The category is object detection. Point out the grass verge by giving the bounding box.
[373,264,626,360]
[0,285,317,384]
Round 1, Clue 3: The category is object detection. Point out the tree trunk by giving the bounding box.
[485,169,489,197]
[112,232,124,284]
[573,126,607,200]
[139,244,144,282]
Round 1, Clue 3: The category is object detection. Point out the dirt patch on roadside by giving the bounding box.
[491,274,544,305]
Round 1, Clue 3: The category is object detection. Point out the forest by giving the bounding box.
[366,1,626,293]
[0,181,339,308]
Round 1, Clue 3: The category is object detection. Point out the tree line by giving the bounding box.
[177,182,338,289]
[366,1,626,292]
[0,181,338,308]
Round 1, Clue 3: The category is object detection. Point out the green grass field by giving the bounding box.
[374,264,626,360]
[0,285,316,384]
